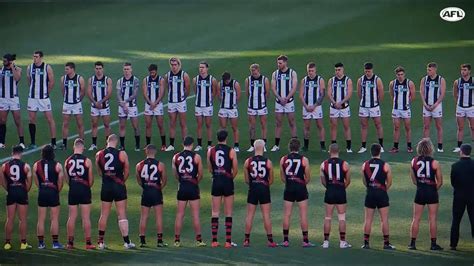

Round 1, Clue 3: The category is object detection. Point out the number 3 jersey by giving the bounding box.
[65,153,90,192]
[136,158,163,191]
[96,147,125,186]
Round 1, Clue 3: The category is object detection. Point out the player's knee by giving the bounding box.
[338,213,346,222]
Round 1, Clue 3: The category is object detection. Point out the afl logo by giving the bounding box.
[440,7,465,22]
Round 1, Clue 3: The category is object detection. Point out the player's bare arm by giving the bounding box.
[47,64,54,92]
[320,162,327,188]
[343,161,351,188]
[135,162,142,186]
[453,79,459,103]
[361,162,367,187]
[32,162,39,188]
[299,79,308,110]
[271,71,281,102]
[160,162,167,189]
[95,151,103,176]
[12,63,21,81]
[235,81,241,102]
[79,76,86,101]
[60,75,65,97]
[86,158,94,187]
[389,80,395,100]
[243,159,250,184]
[230,149,238,179]
[357,77,362,99]
[56,162,64,192]
[377,77,384,102]
[419,77,429,108]
[142,77,152,105]
[279,157,286,184]
[287,70,298,99]
[184,72,191,97]
[385,163,392,190]
[120,151,129,181]
[206,148,213,174]
[433,160,443,190]
[316,77,326,106]
[196,154,203,182]
[157,77,165,104]
[268,160,274,185]
[25,164,32,191]
[303,157,311,185]
[0,164,6,190]
[409,80,416,101]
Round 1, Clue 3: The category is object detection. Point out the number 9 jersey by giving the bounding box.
[65,153,92,205]
[2,159,29,205]
[96,147,127,202]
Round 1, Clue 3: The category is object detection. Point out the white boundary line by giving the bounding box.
[0,95,197,163]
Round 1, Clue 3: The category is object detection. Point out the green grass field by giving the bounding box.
[1,0,474,264]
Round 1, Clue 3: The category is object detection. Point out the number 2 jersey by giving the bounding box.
[96,147,125,186]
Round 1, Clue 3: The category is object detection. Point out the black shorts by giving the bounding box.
[68,188,92,205]
[211,178,234,197]
[101,183,127,202]
[177,184,200,201]
[364,190,389,209]
[324,188,347,205]
[141,189,163,207]
[6,189,28,205]
[284,187,308,202]
[38,189,60,207]
[247,187,271,205]
[414,187,439,205]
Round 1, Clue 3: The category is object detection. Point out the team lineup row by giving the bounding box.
[2,131,472,251]
[1,52,473,154]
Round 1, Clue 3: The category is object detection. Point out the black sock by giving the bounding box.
[175,234,180,242]
[379,138,384,147]
[394,142,399,149]
[92,137,97,145]
[267,234,273,243]
[245,233,250,241]
[146,136,151,145]
[225,217,232,243]
[383,235,389,245]
[275,138,280,146]
[320,141,326,150]
[140,235,146,244]
[19,136,24,144]
[250,139,255,147]
[196,234,202,242]
[263,139,267,145]
[324,233,329,241]
[20,239,26,244]
[170,138,175,146]
[331,140,337,144]
[302,231,308,243]
[197,138,202,146]
[283,229,289,242]
[207,140,212,146]
[123,235,130,244]
[51,138,56,146]
[0,124,6,144]
[68,236,74,245]
[361,141,366,148]
[98,230,105,243]
[457,141,462,148]
[86,238,92,245]
[438,143,443,150]
[346,140,352,150]
[161,135,166,146]
[157,233,163,243]
[29,123,36,145]
[234,142,239,147]
[364,234,370,242]
[304,138,309,149]
[410,238,416,246]
[211,217,219,242]
[120,136,125,148]
[407,142,412,148]
[52,235,58,243]
[340,232,346,241]
[38,235,44,242]
[135,135,140,149]
[431,238,437,245]
[63,138,67,148]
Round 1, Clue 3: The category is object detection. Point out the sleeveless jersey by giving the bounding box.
[35,159,60,191]
[220,79,238,109]
[0,66,18,98]
[360,75,380,108]
[209,144,233,179]
[393,78,411,110]
[63,74,81,104]
[167,70,186,103]
[322,157,347,189]
[363,158,388,191]
[457,76,474,108]
[97,147,125,185]
[246,155,270,190]
[137,158,163,191]
[91,75,110,108]
[118,75,138,107]
[282,153,306,190]
[411,156,437,188]
[65,153,90,189]
[29,63,49,99]
[174,150,199,186]
[303,75,322,105]
[330,75,350,108]
[2,159,28,192]
[146,75,163,103]
[275,68,295,103]
[248,75,267,110]
[424,75,442,105]
[195,74,213,107]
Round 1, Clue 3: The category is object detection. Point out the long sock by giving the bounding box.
[263,139,267,145]
[140,235,146,244]
[120,137,125,148]
[157,233,163,243]
[457,141,462,148]
[98,230,105,243]
[225,217,232,243]
[283,229,289,242]
[267,234,274,243]
[29,123,36,145]
[20,239,26,244]
[394,142,399,149]
[123,235,130,244]
[364,233,370,243]
[161,135,166,146]
[438,143,443,150]
[5,239,11,244]
[346,140,352,150]
[51,138,56,146]
[275,138,280,147]
[331,140,337,144]
[339,232,346,241]
[407,142,412,149]
[63,138,67,148]
[146,136,151,145]
[431,238,437,245]
[410,237,416,246]
[250,139,255,147]
[170,138,175,146]
[38,235,44,243]
[383,235,389,245]
[304,138,309,149]
[0,124,6,144]
[234,142,239,147]
[196,234,202,242]
[197,138,202,146]
[320,141,326,150]
[19,136,24,144]
[86,237,92,245]
[135,135,140,149]
[52,235,58,243]
[92,137,97,146]
[211,217,219,242]
[175,234,180,242]
[302,231,308,243]
[378,138,384,147]
[207,140,212,146]
[245,233,250,242]
[324,233,329,241]
[68,236,74,245]
[361,141,366,148]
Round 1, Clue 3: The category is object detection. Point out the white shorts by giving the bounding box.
[118,105,139,118]
[423,104,443,118]
[168,101,187,113]
[247,107,268,116]
[195,106,213,117]
[456,106,474,118]
[91,106,111,117]
[0,97,20,111]
[62,102,83,115]
[329,106,351,118]
[392,109,411,119]
[27,98,52,112]
[144,102,164,116]
[218,108,238,119]
[303,105,323,120]
[359,106,381,118]
[275,101,295,113]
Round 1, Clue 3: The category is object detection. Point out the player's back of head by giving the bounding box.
[288,138,300,152]
[41,145,55,161]
[329,143,339,156]
[217,129,228,143]
[460,143,471,157]
[107,134,119,147]
[11,145,24,156]
[145,144,157,156]
[254,139,265,153]
[370,143,382,157]
[183,136,194,147]
[416,138,434,157]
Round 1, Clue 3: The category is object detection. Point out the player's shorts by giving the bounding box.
[456,106,474,118]
[38,189,60,207]
[364,190,389,209]
[68,188,92,205]
[392,109,412,119]
[177,184,200,201]
[211,177,234,197]
[144,102,164,116]
[90,106,110,117]
[275,101,295,113]
[0,97,20,111]
[359,106,381,118]
[100,183,127,202]
[247,187,271,205]
[284,187,309,202]
[247,107,268,116]
[62,102,83,115]
[118,105,138,118]
[6,188,28,205]
[27,98,52,112]
[329,106,351,118]
[324,188,347,205]
[141,189,163,207]
[218,108,238,118]
[303,105,323,120]
[195,106,213,117]
[423,104,443,118]
[168,101,187,113]
[414,187,439,205]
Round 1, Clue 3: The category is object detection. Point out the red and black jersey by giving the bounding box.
[282,153,306,189]
[411,156,437,187]
[97,147,125,185]
[209,144,233,180]
[174,150,199,185]
[65,154,90,189]
[363,158,388,191]
[137,158,162,191]
[322,157,348,189]
[2,159,28,192]
[35,159,60,191]
[246,155,271,189]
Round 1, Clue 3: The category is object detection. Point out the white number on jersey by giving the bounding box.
[178,156,194,173]
[369,163,380,181]
[215,150,225,167]
[416,160,431,178]
[250,161,267,178]
[104,153,115,171]
[68,159,85,177]
[284,159,301,176]
[9,165,20,181]
[141,164,158,181]
[328,163,341,181]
